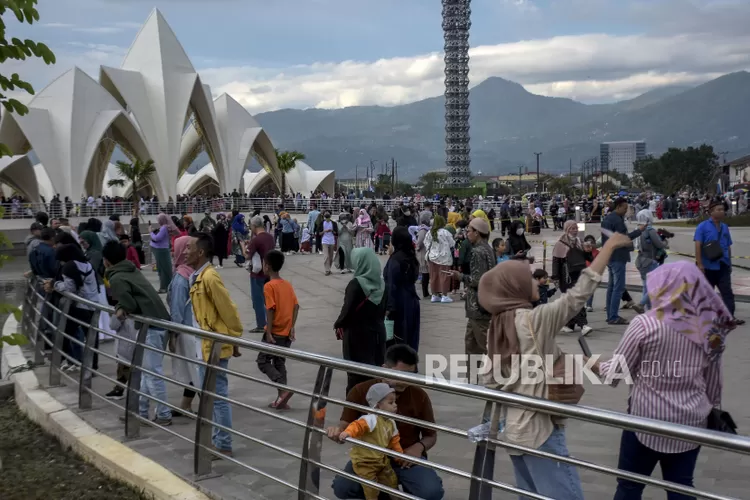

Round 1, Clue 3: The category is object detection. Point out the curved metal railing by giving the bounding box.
[17,278,750,500]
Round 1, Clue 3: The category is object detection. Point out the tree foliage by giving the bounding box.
[634,145,719,195]
[108,159,156,217]
[417,172,447,195]
[547,177,573,196]
[274,149,306,196]
[1,1,54,346]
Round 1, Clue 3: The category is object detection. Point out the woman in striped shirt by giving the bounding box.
[594,261,735,499]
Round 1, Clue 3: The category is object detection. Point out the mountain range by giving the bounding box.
[239,71,750,182]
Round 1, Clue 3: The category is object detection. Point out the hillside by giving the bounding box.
[197,72,750,180]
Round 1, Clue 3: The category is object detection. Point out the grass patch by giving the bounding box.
[0,398,151,500]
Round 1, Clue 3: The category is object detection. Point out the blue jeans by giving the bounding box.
[614,430,700,500]
[199,358,232,451]
[139,328,171,420]
[586,294,593,309]
[510,427,584,500]
[250,276,268,329]
[332,459,444,500]
[606,261,627,322]
[638,261,659,308]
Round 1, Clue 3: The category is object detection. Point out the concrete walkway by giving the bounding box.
[7,228,750,500]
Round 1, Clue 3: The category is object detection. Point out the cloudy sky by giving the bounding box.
[7,0,750,113]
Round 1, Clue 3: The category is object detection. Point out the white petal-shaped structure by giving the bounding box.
[34,163,55,202]
[0,155,39,202]
[0,68,151,200]
[179,93,279,193]
[99,8,226,200]
[177,163,219,195]
[243,170,277,194]
[286,160,335,196]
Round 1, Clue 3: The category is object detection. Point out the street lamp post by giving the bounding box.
[534,152,542,191]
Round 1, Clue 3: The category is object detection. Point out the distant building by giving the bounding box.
[600,140,647,176]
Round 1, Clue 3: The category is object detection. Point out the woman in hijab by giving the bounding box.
[470,209,490,227]
[279,211,295,254]
[335,212,354,273]
[79,230,104,278]
[477,233,631,499]
[130,218,145,265]
[634,208,667,310]
[506,220,532,260]
[446,211,461,231]
[167,236,201,414]
[211,213,229,269]
[86,217,102,234]
[415,211,432,298]
[199,209,216,233]
[231,213,249,266]
[150,213,178,293]
[353,208,374,249]
[552,220,592,335]
[98,219,119,246]
[183,215,197,236]
[262,215,273,234]
[424,214,455,303]
[44,243,100,370]
[384,227,421,350]
[593,261,735,498]
[334,247,386,394]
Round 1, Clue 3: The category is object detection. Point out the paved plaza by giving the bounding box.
[4,226,750,500]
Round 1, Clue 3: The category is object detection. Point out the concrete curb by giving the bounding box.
[1,314,212,500]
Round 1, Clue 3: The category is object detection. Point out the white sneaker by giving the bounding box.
[581,325,594,336]
[561,326,574,333]
[441,296,454,304]
[216,265,223,269]
[431,295,441,303]
[586,306,593,312]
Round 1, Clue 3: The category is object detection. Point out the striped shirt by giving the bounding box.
[598,315,722,453]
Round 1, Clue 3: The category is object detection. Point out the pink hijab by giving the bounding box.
[158,212,180,236]
[647,261,735,360]
[172,235,194,280]
[356,208,371,225]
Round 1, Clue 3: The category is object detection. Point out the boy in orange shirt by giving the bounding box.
[257,250,299,409]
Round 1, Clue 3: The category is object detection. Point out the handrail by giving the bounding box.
[18,277,748,500]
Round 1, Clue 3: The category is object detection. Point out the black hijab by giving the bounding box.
[507,221,531,252]
[130,218,142,244]
[388,226,419,283]
[87,217,102,233]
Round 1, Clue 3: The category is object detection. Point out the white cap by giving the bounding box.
[365,383,395,408]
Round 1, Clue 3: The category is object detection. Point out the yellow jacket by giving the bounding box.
[189,264,242,360]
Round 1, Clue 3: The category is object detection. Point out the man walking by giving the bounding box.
[307,203,321,254]
[694,201,744,324]
[103,241,173,425]
[450,218,495,383]
[601,197,643,325]
[185,233,243,458]
[246,215,275,333]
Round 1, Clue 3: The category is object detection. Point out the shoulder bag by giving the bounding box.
[702,224,725,262]
[562,241,587,273]
[527,315,585,404]
[707,407,737,434]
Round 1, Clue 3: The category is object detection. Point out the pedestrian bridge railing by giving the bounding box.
[18,278,750,500]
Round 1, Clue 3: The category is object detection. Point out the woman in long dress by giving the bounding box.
[211,213,229,268]
[384,227,421,351]
[353,208,374,249]
[333,247,386,394]
[167,236,201,414]
[335,212,354,273]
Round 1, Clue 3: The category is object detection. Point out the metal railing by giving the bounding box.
[18,277,750,500]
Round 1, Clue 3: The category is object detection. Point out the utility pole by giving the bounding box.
[391,157,395,193]
[355,164,359,195]
[534,152,542,192]
[517,165,523,191]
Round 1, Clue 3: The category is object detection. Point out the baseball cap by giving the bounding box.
[366,382,395,408]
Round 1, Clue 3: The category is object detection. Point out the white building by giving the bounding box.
[600,140,647,176]
[0,8,333,202]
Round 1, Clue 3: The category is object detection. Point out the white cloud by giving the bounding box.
[40,22,142,35]
[199,31,750,113]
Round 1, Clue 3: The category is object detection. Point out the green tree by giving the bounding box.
[107,159,156,217]
[417,171,447,195]
[635,145,719,194]
[547,177,573,196]
[1,0,55,346]
[275,149,306,196]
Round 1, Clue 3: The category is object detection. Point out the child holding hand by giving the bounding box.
[338,383,404,499]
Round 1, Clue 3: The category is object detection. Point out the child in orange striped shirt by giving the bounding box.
[338,383,404,499]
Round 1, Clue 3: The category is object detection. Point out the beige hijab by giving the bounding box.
[552,220,581,259]
[478,260,534,361]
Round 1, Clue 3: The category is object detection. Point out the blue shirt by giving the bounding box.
[694,219,732,270]
[497,254,509,265]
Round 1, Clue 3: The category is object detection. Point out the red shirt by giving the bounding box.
[246,231,275,279]
[126,245,141,269]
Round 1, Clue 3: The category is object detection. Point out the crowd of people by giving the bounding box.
[22,188,743,499]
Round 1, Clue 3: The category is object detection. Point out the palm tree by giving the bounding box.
[275,149,306,197]
[107,159,156,217]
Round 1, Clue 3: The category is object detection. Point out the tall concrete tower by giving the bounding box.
[442,0,472,186]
